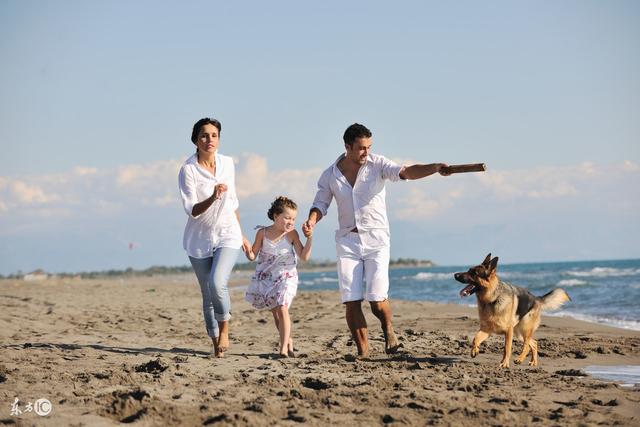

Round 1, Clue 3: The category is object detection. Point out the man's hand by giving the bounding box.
[437,163,451,176]
[302,220,315,238]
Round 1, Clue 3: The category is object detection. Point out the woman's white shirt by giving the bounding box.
[179,152,242,258]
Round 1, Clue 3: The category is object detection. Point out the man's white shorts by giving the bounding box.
[336,232,390,303]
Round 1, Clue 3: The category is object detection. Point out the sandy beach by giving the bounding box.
[1,273,639,426]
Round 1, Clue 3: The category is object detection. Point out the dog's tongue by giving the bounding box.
[460,284,476,297]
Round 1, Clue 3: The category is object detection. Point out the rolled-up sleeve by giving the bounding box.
[178,166,197,217]
[311,168,333,216]
[380,155,406,182]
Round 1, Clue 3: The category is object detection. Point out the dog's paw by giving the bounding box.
[471,348,479,358]
[528,360,538,367]
[499,360,510,369]
[514,358,523,365]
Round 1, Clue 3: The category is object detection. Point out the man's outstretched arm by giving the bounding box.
[399,163,450,180]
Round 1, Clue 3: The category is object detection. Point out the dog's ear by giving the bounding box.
[489,256,499,273]
[482,253,492,266]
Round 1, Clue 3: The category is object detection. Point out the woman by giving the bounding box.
[178,117,250,358]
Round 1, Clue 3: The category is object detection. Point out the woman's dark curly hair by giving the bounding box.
[267,196,298,220]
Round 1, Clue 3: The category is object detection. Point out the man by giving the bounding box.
[302,123,450,358]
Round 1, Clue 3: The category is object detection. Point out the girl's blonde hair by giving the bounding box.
[267,196,297,220]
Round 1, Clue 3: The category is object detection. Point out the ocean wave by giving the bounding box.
[406,272,453,281]
[300,277,338,286]
[566,267,640,278]
[497,271,554,280]
[584,365,640,388]
[556,279,588,287]
[549,311,640,331]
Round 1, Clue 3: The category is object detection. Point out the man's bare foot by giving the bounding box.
[384,329,403,354]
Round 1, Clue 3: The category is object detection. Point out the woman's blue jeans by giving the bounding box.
[189,247,240,338]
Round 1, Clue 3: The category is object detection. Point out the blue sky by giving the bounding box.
[0,1,638,274]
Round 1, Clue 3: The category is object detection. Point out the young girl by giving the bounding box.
[244,196,312,358]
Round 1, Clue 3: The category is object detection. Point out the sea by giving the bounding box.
[298,258,640,386]
[299,258,640,331]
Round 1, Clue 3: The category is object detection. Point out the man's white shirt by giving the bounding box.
[311,153,406,252]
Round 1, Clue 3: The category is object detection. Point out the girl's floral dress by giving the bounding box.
[245,230,298,309]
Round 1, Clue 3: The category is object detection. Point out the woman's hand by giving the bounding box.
[242,237,254,260]
[213,183,228,200]
[191,184,227,217]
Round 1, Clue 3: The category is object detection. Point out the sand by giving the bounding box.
[1,274,639,426]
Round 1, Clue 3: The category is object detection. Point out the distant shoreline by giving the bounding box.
[1,259,435,280]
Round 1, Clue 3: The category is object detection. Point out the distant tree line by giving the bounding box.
[0,258,433,280]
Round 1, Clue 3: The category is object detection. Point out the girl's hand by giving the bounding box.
[302,220,315,238]
[213,183,228,200]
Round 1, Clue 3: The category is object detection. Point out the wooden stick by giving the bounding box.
[441,163,486,174]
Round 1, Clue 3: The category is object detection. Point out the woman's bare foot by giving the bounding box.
[287,338,295,358]
[217,321,229,356]
[211,338,221,358]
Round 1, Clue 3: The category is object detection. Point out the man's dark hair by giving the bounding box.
[191,118,222,144]
[343,123,372,147]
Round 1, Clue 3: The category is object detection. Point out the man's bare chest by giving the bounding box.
[338,163,360,188]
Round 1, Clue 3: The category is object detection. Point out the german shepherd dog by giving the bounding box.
[454,254,570,368]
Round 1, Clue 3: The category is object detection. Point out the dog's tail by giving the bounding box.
[539,288,571,311]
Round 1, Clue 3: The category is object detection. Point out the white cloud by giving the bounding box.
[395,187,446,220]
[387,160,640,222]
[154,193,177,207]
[526,181,577,198]
[622,160,639,172]
[0,159,637,234]
[235,153,321,204]
[74,166,98,176]
[0,155,321,222]
[235,153,271,198]
[116,159,182,190]
[10,180,59,204]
